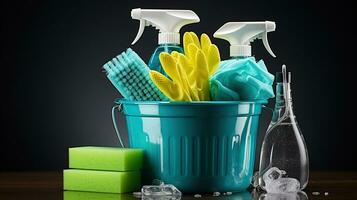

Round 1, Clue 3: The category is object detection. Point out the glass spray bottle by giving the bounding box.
[258,65,309,193]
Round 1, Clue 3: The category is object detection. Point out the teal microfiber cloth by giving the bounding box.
[103,48,169,101]
[210,57,275,101]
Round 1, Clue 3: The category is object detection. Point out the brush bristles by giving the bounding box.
[103,48,169,101]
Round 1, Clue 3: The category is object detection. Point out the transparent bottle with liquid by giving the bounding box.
[148,44,183,75]
[258,65,309,193]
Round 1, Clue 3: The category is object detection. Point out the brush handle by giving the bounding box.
[112,105,125,148]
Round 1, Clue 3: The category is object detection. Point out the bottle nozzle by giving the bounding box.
[266,21,276,32]
[131,8,141,19]
[214,21,277,57]
[130,8,200,45]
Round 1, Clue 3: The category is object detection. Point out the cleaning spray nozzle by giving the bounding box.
[213,21,276,57]
[131,8,200,45]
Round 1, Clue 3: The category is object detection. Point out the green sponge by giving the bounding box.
[63,169,141,193]
[69,146,143,171]
[63,191,135,200]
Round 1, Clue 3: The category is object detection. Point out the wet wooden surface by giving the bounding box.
[0,171,356,199]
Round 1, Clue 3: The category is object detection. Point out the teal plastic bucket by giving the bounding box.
[112,99,266,193]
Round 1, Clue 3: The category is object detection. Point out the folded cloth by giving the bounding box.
[210,57,275,101]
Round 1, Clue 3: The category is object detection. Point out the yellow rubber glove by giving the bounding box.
[150,32,220,101]
[183,32,220,76]
[149,53,197,101]
[182,32,220,100]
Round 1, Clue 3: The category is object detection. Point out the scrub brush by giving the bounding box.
[103,48,169,101]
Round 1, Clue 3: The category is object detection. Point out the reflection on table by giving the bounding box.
[63,190,308,200]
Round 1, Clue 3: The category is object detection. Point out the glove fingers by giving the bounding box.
[177,54,199,100]
[170,51,180,60]
[170,31,221,101]
[149,70,184,101]
[159,52,182,83]
[189,32,201,49]
[178,53,194,79]
[187,43,199,64]
[168,52,192,98]
[176,62,194,101]
[207,44,221,76]
[190,88,200,101]
[195,50,210,100]
[195,49,209,89]
[200,33,212,55]
[183,32,200,57]
[183,32,194,55]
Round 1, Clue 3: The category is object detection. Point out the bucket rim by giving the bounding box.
[115,98,268,105]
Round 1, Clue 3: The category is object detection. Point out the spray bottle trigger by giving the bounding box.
[131,19,145,45]
[262,32,276,58]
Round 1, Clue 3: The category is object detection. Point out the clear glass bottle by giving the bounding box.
[258,65,309,193]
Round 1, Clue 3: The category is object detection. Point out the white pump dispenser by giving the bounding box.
[214,21,276,57]
[131,8,200,45]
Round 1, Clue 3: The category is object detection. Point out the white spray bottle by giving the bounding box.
[214,21,276,59]
[131,8,200,75]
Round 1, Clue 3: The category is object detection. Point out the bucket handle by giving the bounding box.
[112,104,125,148]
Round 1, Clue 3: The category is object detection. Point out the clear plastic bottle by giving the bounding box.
[258,65,309,193]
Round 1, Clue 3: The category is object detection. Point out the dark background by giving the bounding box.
[1,0,354,171]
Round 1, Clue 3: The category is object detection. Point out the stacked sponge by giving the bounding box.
[63,146,143,193]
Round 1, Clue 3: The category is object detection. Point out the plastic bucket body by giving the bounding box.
[113,99,266,193]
